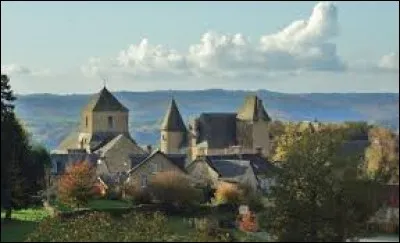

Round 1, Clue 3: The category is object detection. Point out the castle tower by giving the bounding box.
[236,94,271,157]
[160,98,187,154]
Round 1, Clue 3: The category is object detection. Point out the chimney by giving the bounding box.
[146,145,152,154]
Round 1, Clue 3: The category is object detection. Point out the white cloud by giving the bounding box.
[378,52,399,71]
[81,2,347,79]
[1,64,51,77]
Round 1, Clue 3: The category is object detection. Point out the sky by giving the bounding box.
[1,1,399,94]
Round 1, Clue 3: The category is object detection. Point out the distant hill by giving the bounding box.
[14,89,399,150]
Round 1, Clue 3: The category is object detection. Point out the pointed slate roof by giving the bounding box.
[83,87,128,112]
[161,98,187,132]
[236,95,271,122]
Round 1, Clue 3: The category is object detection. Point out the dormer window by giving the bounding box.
[108,116,114,129]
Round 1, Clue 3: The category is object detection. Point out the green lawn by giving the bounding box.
[1,208,50,242]
[87,199,131,210]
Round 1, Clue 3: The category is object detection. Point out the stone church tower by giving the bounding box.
[160,98,187,154]
[57,86,131,152]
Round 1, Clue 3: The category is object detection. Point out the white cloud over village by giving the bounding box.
[1,1,398,94]
[82,2,348,79]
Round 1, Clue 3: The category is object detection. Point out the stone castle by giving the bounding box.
[160,96,272,160]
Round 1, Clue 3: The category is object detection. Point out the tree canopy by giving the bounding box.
[264,128,381,242]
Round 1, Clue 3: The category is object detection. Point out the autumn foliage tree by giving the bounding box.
[58,160,96,208]
[365,126,399,184]
[214,182,242,206]
[239,211,259,232]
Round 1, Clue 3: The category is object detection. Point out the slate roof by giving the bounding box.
[82,87,128,112]
[128,150,187,174]
[161,98,187,132]
[207,159,251,179]
[204,154,278,175]
[165,154,189,171]
[196,113,237,149]
[236,95,271,122]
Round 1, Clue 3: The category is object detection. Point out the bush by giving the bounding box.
[123,182,152,204]
[57,160,96,208]
[150,171,202,207]
[214,182,242,206]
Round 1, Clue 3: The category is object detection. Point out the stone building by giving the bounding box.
[160,95,272,161]
[51,86,146,176]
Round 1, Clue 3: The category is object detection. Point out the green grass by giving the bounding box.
[1,208,50,242]
[87,199,131,210]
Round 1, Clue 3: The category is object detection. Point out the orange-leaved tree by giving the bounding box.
[239,211,259,232]
[58,160,96,208]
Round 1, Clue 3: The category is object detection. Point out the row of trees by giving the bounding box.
[1,74,51,220]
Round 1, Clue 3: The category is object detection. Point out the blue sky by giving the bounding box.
[1,1,399,94]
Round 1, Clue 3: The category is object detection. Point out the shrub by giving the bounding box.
[57,160,96,208]
[150,171,202,207]
[239,211,259,232]
[123,181,152,204]
[214,182,242,206]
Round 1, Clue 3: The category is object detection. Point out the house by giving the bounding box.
[125,150,190,189]
[160,95,272,161]
[186,153,279,193]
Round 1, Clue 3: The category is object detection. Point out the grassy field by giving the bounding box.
[1,208,50,242]
[1,200,131,242]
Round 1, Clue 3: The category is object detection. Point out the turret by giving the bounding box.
[160,98,187,154]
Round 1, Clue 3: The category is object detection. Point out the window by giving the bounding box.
[108,116,114,129]
[162,134,166,141]
[140,174,148,188]
[85,116,88,128]
[152,163,160,173]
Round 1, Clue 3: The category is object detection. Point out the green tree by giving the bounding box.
[1,74,49,219]
[265,129,380,242]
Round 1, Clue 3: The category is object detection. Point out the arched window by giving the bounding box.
[108,116,114,129]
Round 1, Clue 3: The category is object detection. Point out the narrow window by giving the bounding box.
[162,134,166,141]
[108,116,113,129]
[140,174,148,188]
[85,116,88,128]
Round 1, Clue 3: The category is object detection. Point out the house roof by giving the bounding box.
[165,154,189,171]
[196,113,237,149]
[128,150,186,174]
[82,87,128,113]
[160,98,187,132]
[236,95,271,122]
[204,154,278,175]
